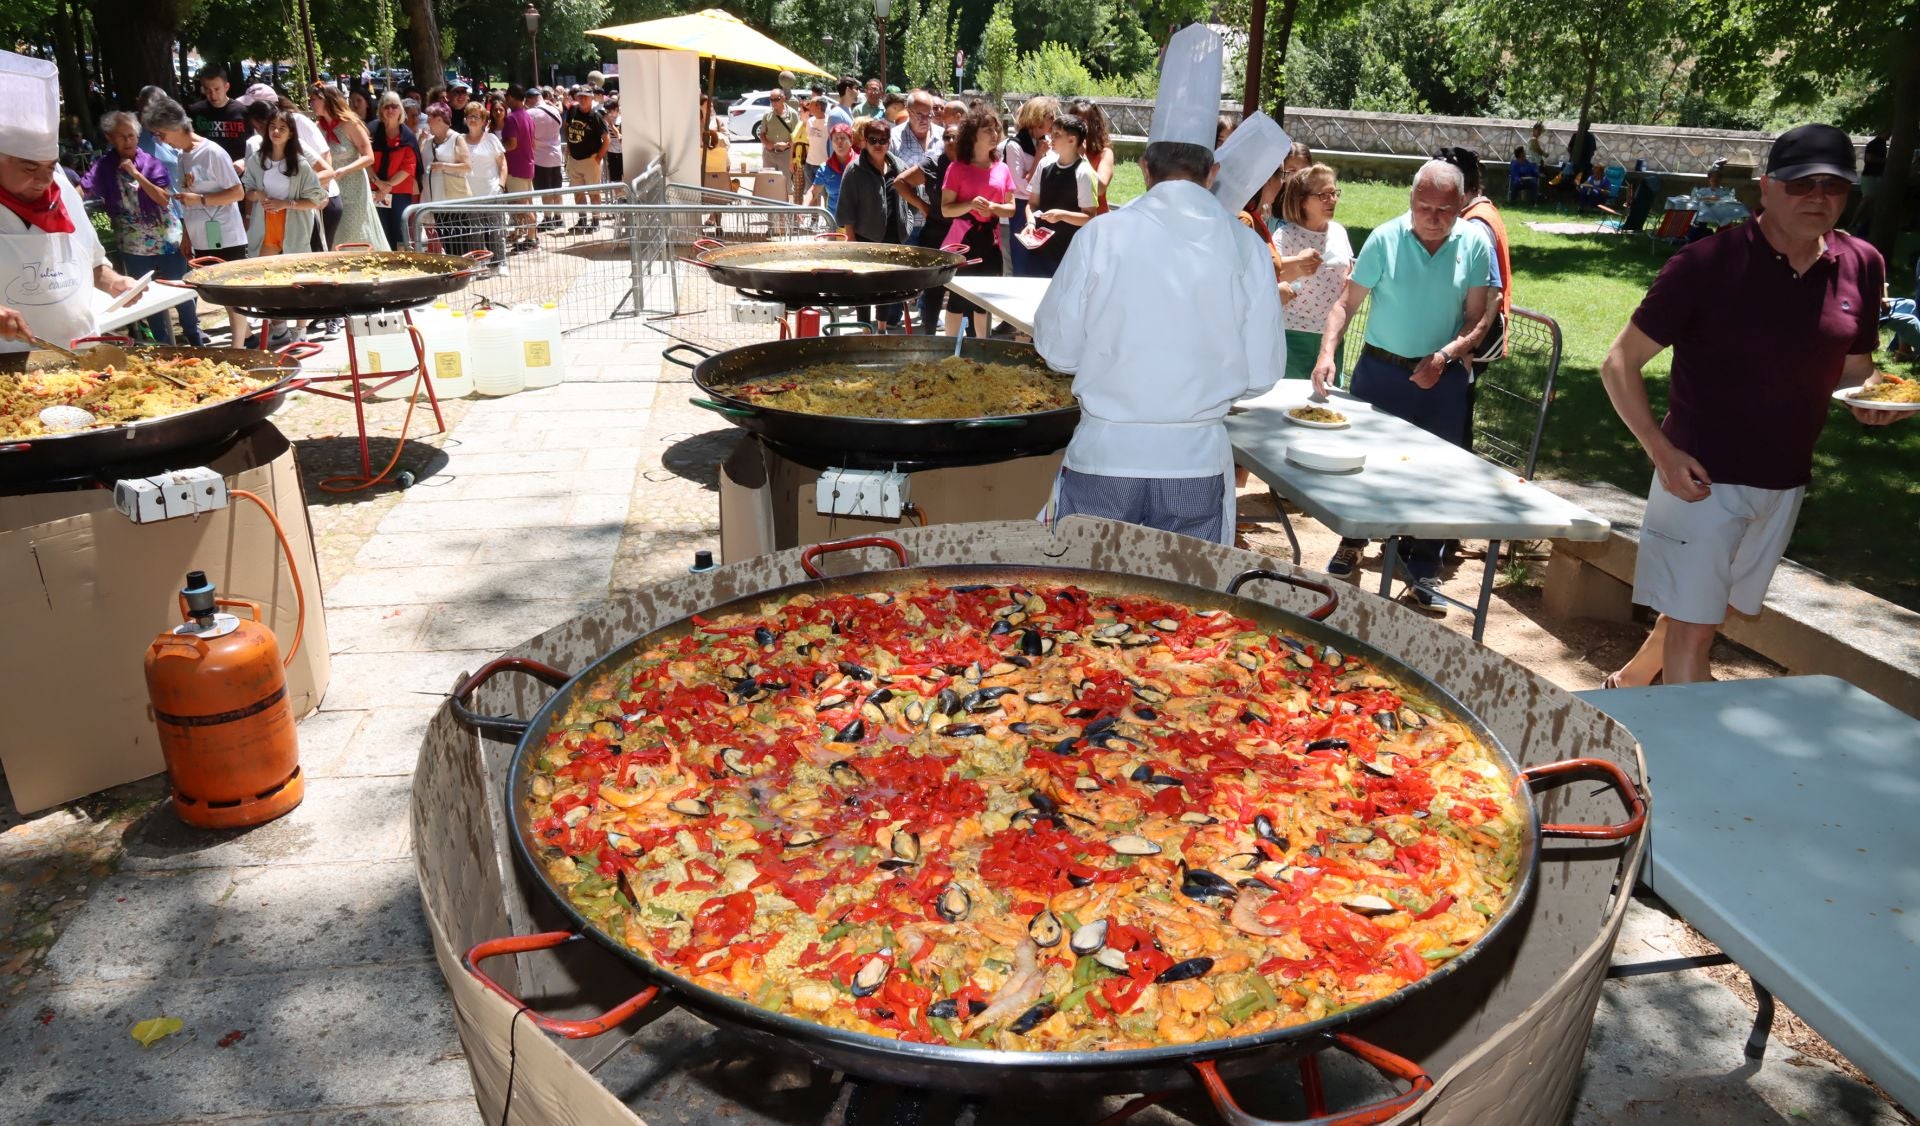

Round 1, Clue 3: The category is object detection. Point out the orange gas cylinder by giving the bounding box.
[144,571,303,829]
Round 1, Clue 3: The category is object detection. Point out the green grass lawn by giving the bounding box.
[1113,172,1920,610]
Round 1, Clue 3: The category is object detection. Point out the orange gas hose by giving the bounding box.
[228,488,305,666]
[319,323,428,494]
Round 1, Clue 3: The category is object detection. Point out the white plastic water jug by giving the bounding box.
[418,306,473,399]
[517,302,565,388]
[467,307,527,396]
[351,311,420,402]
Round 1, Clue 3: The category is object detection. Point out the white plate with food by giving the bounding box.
[1284,403,1351,429]
[1832,379,1920,411]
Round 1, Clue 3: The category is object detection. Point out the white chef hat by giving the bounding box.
[0,51,61,161]
[1211,112,1294,211]
[1147,24,1224,153]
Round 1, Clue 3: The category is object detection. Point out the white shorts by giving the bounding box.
[1633,474,1804,624]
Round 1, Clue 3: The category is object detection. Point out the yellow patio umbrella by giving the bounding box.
[587,9,832,77]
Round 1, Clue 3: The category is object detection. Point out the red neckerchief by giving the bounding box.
[0,182,74,234]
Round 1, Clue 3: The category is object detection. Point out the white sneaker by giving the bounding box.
[493,264,512,278]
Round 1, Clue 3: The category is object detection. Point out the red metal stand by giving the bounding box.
[297,310,447,479]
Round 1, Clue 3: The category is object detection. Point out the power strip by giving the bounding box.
[817,467,910,519]
[114,467,229,524]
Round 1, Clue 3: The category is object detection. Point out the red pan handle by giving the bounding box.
[463,249,494,262]
[799,535,911,579]
[188,255,225,267]
[69,334,137,347]
[692,238,727,252]
[153,277,196,289]
[449,657,575,740]
[274,341,325,361]
[1225,568,1339,622]
[813,231,848,241]
[462,931,660,1038]
[335,241,374,252]
[1191,1033,1434,1126]
[940,241,970,253]
[240,377,308,401]
[677,256,716,269]
[1522,757,1648,840]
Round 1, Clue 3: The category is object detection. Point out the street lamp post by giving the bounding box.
[873,0,891,88]
[523,3,541,87]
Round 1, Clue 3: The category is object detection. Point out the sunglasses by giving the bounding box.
[1779,175,1851,198]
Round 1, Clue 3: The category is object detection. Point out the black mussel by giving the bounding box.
[1398,708,1427,730]
[1179,811,1218,825]
[1148,774,1183,787]
[732,676,764,701]
[1151,618,1181,631]
[1305,844,1324,859]
[1153,957,1214,983]
[964,662,985,683]
[1224,851,1263,870]
[720,747,753,776]
[1083,716,1119,739]
[1306,738,1350,751]
[990,619,1014,637]
[1009,808,1042,828]
[1235,650,1262,671]
[1373,711,1401,733]
[667,798,711,817]
[1132,683,1169,704]
[1067,871,1095,888]
[1028,909,1064,947]
[1023,692,1061,705]
[936,687,961,716]
[812,668,831,688]
[1240,706,1268,725]
[1108,834,1161,856]
[1255,814,1287,848]
[987,662,1020,677]
[950,584,993,594]
[862,701,888,727]
[1132,707,1159,722]
[1051,737,1079,756]
[1129,764,1154,783]
[829,760,863,788]
[831,718,865,743]
[943,724,986,737]
[850,952,891,997]
[795,642,815,657]
[1321,646,1344,667]
[905,700,927,725]
[1064,706,1099,720]
[1005,655,1034,669]
[890,830,921,862]
[867,688,894,705]
[1359,754,1398,778]
[962,687,1014,712]
[817,693,850,710]
[876,858,915,872]
[753,625,776,649]
[1029,791,1059,814]
[1180,867,1238,902]
[1069,918,1108,955]
[838,661,874,681]
[1008,1003,1057,1035]
[786,829,826,848]
[1008,722,1037,735]
[1342,895,1397,917]
[1020,629,1046,657]
[1093,622,1131,639]
[927,998,960,1020]
[1073,776,1102,791]
[937,884,971,922]
[1094,946,1130,972]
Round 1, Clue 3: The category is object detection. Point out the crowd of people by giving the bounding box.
[68,65,623,348]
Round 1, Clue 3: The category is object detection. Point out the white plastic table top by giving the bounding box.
[92,282,195,336]
[943,275,1048,335]
[1227,382,1612,542]
[1575,675,1920,1113]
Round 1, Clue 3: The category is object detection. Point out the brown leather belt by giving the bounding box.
[1360,343,1424,371]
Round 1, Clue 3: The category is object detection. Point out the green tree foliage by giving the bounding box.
[902,0,959,91]
[978,0,1017,104]
[1286,0,1487,116]
[1009,42,1158,98]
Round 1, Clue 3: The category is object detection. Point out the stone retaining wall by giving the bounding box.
[999,96,1868,176]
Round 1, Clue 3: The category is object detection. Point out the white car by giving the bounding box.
[726,90,778,142]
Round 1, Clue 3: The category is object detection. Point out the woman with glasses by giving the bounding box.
[367,92,420,249]
[1275,164,1352,381]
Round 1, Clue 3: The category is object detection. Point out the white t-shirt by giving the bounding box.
[179,137,246,250]
[244,114,338,197]
[530,103,564,168]
[1276,219,1354,334]
[804,115,829,167]
[467,131,505,196]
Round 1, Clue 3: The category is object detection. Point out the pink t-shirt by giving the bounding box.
[941,159,1015,245]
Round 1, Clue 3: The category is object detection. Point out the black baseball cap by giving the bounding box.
[1766,124,1858,183]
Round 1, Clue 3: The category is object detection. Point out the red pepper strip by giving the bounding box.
[690,614,760,637]
[1413,894,1455,921]
[1394,943,1426,980]
[1100,975,1148,1014]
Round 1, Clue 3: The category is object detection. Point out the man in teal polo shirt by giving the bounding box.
[1310,159,1496,598]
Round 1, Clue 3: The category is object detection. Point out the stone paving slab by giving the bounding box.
[417,597,604,653]
[469,524,624,565]
[305,706,438,779]
[420,448,592,476]
[418,469,625,502]
[351,531,489,569]
[375,495,600,534]
[430,425,650,454]
[42,867,233,987]
[326,560,613,608]
[0,963,469,1122]
[120,776,415,872]
[321,604,437,654]
[319,650,502,710]
[198,859,430,979]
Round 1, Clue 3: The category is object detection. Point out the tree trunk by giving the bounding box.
[398,0,444,88]
[51,1,89,127]
[1265,0,1303,122]
[91,0,185,103]
[1869,18,1920,259]
[1242,0,1267,116]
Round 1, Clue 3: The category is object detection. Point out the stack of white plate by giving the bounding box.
[1285,440,1367,473]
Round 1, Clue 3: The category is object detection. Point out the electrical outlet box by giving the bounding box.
[816,467,910,519]
[113,467,228,524]
[729,299,787,325]
[347,311,409,338]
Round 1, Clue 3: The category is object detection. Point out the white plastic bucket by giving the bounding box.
[468,307,527,397]
[419,306,473,399]
[352,311,422,402]
[518,302,565,389]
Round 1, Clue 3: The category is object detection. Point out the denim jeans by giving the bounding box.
[377,195,413,250]
[122,248,202,345]
[1883,297,1920,351]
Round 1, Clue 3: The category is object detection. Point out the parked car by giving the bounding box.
[727,90,778,142]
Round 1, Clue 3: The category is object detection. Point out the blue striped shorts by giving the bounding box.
[1054,469,1227,544]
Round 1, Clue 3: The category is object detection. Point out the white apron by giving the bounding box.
[1040,412,1238,546]
[0,177,102,353]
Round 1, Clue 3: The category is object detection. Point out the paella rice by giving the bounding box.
[1,356,272,440]
[730,357,1074,420]
[237,253,443,285]
[525,581,1525,1052]
[1850,376,1920,404]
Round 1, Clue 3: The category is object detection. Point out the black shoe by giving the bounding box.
[1326,544,1363,577]
[243,333,261,349]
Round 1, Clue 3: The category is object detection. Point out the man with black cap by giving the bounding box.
[1599,123,1909,689]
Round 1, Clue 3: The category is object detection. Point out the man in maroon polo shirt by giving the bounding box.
[1599,124,1909,687]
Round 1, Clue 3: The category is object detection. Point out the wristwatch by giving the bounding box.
[1433,347,1453,365]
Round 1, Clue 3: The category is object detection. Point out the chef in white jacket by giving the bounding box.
[1033,25,1286,544]
[0,52,136,360]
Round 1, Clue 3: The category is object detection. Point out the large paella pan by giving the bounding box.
[687,238,971,304]
[169,246,487,316]
[451,536,1643,1115]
